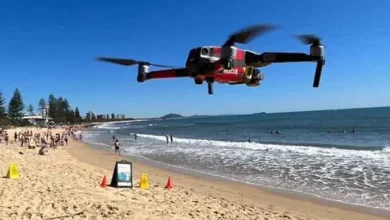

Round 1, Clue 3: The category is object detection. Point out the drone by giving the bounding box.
[96,24,325,95]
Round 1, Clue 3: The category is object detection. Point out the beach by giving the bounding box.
[0,127,388,220]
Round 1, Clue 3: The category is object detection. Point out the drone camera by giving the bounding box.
[245,68,263,87]
[201,48,209,55]
[198,46,220,63]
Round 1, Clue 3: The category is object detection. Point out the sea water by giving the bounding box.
[83,107,390,210]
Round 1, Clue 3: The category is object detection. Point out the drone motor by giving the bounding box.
[310,44,325,57]
[137,65,149,82]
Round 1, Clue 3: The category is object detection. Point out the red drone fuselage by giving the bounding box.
[96,24,326,95]
[191,47,248,84]
[97,42,325,95]
[148,66,246,82]
[140,46,263,86]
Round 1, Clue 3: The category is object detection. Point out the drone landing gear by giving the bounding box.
[207,82,213,95]
[206,77,214,95]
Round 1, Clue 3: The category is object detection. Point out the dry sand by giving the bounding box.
[0,127,388,220]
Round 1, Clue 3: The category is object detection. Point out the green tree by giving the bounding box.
[38,98,46,112]
[0,92,7,125]
[0,92,6,119]
[58,97,69,123]
[56,97,64,123]
[8,88,25,122]
[66,109,75,124]
[48,94,57,122]
[28,104,34,115]
[62,98,72,123]
[74,107,82,123]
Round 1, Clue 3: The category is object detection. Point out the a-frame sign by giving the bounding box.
[110,160,133,188]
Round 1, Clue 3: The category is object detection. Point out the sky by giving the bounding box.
[0,0,389,118]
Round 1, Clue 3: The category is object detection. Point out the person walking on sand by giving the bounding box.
[114,139,121,155]
[170,134,173,144]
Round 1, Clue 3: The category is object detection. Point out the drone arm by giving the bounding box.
[249,52,322,64]
[145,68,190,80]
[249,52,325,87]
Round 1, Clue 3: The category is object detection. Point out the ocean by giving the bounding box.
[82,107,390,211]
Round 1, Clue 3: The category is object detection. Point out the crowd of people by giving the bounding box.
[0,126,84,155]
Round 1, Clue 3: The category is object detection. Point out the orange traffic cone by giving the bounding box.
[165,176,173,189]
[101,176,107,188]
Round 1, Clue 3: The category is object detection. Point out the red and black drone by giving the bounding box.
[96,24,325,95]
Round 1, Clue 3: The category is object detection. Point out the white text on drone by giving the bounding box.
[221,69,239,74]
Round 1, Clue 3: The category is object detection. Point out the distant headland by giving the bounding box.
[159,113,184,120]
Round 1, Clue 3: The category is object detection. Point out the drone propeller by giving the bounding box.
[223,24,279,47]
[296,34,323,47]
[96,57,176,68]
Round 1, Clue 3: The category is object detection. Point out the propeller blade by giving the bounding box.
[96,57,139,66]
[223,24,279,47]
[96,57,176,68]
[296,34,322,46]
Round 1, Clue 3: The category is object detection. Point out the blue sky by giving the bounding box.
[0,0,389,118]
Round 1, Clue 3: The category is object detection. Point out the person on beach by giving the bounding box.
[14,132,18,143]
[114,139,121,155]
[4,133,9,145]
[134,133,137,140]
[170,134,173,144]
[39,146,48,155]
[165,135,169,144]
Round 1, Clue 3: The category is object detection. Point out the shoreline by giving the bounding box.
[120,153,390,217]
[69,139,390,220]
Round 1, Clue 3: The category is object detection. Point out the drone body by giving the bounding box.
[96,24,325,95]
